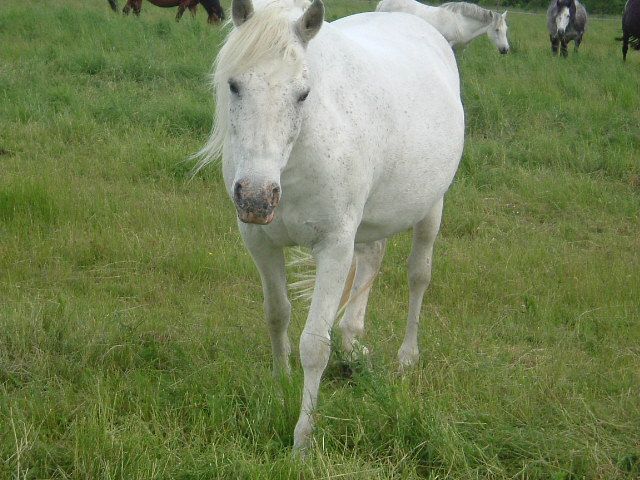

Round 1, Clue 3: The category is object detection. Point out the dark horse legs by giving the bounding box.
[574,34,583,53]
[123,0,142,15]
[622,34,629,61]
[108,0,118,12]
[120,0,223,23]
[550,35,560,55]
[551,35,575,58]
[201,0,225,23]
[560,38,569,57]
[176,0,198,21]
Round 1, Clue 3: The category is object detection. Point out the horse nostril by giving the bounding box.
[271,186,281,206]
[234,182,243,202]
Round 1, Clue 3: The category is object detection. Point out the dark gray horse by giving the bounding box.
[619,0,640,61]
[547,0,587,57]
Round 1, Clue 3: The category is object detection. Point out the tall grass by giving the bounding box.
[0,0,639,478]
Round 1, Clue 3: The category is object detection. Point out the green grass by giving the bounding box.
[1,0,639,478]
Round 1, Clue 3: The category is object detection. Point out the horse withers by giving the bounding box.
[113,0,224,24]
[376,0,510,54]
[196,0,464,451]
[620,0,640,61]
[547,0,587,57]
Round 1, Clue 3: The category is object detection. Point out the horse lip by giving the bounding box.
[237,209,276,225]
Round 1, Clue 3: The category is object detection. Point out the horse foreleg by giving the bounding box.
[188,4,197,18]
[398,198,443,371]
[623,34,629,61]
[107,0,118,12]
[337,239,386,360]
[240,225,292,377]
[560,38,569,57]
[122,0,132,15]
[175,4,187,22]
[550,35,559,56]
[294,237,355,451]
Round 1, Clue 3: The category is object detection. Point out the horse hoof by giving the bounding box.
[397,348,419,373]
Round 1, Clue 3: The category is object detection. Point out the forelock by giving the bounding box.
[214,2,304,82]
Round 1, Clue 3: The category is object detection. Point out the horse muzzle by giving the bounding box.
[232,178,281,225]
[499,47,509,54]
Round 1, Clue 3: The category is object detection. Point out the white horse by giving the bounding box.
[196,0,464,450]
[376,0,510,54]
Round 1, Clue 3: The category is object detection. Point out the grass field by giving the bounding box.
[1,0,639,478]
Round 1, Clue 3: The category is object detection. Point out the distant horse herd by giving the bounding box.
[106,0,640,61]
[107,0,224,24]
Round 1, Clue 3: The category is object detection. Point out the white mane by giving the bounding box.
[440,2,498,24]
[193,0,307,174]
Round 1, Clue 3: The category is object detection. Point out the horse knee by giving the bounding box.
[409,269,431,292]
[299,330,331,371]
[265,299,291,330]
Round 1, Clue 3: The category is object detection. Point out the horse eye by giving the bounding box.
[229,80,240,96]
[298,90,310,102]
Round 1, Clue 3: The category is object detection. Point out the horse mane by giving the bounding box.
[193,0,308,174]
[440,2,498,23]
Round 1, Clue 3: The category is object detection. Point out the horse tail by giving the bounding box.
[287,247,357,317]
[107,0,118,12]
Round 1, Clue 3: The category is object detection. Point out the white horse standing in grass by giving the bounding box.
[196,0,464,450]
[376,0,510,54]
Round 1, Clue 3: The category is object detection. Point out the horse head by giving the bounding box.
[555,0,576,35]
[204,0,324,224]
[488,11,510,54]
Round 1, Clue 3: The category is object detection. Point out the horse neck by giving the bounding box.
[456,14,492,42]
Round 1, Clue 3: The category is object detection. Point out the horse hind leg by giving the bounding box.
[201,0,224,23]
[623,34,629,61]
[398,198,443,371]
[574,34,583,53]
[131,0,141,16]
[337,239,386,361]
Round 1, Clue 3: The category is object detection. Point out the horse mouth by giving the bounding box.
[237,209,276,225]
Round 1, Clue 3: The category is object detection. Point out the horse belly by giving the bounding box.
[355,132,464,243]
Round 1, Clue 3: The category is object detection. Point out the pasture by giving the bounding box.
[1,0,639,478]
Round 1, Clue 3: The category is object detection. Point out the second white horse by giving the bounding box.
[377,0,510,53]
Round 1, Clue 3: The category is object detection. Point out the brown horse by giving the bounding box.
[109,0,224,24]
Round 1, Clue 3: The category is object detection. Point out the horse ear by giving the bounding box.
[502,10,507,18]
[232,0,253,27]
[295,0,324,45]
